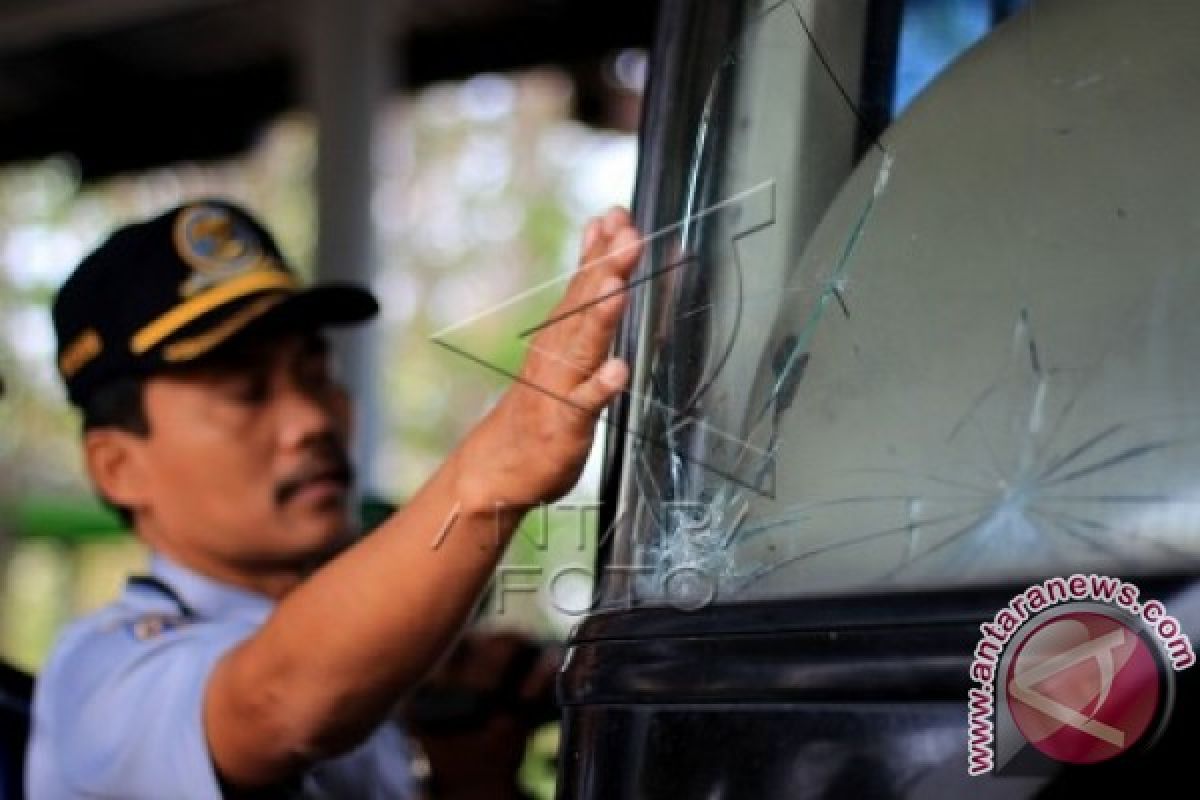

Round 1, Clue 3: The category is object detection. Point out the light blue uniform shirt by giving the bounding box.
[26,555,417,799]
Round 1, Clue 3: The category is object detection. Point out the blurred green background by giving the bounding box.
[0,68,637,674]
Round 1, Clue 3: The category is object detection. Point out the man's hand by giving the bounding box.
[460,207,642,512]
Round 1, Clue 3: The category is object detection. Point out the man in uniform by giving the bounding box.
[25,198,640,798]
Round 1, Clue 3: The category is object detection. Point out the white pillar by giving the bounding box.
[303,0,394,493]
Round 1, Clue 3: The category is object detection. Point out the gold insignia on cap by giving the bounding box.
[174,204,274,297]
[59,329,103,378]
[130,269,298,355]
[162,294,288,362]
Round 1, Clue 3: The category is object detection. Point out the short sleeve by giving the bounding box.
[30,614,253,800]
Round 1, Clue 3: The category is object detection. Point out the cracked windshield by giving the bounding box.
[612,0,1200,606]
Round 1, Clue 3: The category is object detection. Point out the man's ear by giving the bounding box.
[83,429,150,513]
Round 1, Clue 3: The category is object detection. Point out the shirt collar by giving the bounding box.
[147,553,275,625]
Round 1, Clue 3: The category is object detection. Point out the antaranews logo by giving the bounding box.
[967,574,1195,776]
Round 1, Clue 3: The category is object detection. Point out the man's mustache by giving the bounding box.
[274,445,355,506]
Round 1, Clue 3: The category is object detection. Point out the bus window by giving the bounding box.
[602,0,1200,607]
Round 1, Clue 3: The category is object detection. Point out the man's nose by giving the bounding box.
[275,380,345,450]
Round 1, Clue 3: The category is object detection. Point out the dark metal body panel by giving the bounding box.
[559,580,1200,798]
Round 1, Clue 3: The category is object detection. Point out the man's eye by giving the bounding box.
[297,359,335,392]
[225,378,268,405]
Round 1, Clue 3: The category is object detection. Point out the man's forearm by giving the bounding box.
[207,427,527,783]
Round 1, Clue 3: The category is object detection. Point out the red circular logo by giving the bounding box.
[1006,611,1161,764]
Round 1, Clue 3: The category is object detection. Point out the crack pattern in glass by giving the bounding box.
[609,0,1200,606]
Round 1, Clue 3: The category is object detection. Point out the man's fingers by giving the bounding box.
[579,208,627,265]
[567,358,629,423]
[536,213,640,373]
[601,206,631,237]
[522,210,639,403]
[575,213,641,296]
[584,222,640,280]
[581,219,600,254]
[561,224,641,329]
[533,265,629,390]
[604,225,643,281]
[560,275,627,377]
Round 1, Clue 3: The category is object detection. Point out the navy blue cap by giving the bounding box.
[52,199,377,408]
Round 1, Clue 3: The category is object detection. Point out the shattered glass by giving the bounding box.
[605,0,1200,606]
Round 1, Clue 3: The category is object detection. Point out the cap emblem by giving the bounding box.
[174,205,273,296]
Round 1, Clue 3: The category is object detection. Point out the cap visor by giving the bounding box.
[254,283,379,331]
[160,283,378,364]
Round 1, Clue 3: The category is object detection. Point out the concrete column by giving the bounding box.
[303,0,395,493]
